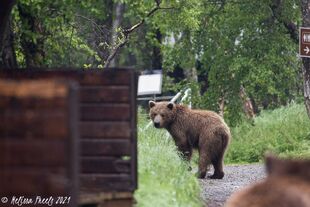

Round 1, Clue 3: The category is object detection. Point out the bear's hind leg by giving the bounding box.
[209,147,225,179]
[208,131,229,179]
[209,159,224,179]
[197,150,210,179]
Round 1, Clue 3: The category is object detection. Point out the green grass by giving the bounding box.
[226,103,310,163]
[134,114,202,207]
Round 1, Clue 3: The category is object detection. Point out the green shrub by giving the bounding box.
[226,103,310,163]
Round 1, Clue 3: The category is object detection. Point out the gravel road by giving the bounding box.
[200,163,266,207]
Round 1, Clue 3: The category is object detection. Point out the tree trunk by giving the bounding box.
[110,2,124,68]
[218,97,225,117]
[18,3,45,68]
[0,0,15,46]
[301,0,310,118]
[0,0,17,68]
[152,28,163,69]
[239,85,255,119]
[0,16,17,68]
[302,58,310,118]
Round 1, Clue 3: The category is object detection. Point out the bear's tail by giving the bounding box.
[220,127,231,152]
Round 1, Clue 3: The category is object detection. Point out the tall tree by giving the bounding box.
[154,0,300,125]
[110,2,124,67]
[301,0,310,118]
[17,2,45,68]
[0,0,17,68]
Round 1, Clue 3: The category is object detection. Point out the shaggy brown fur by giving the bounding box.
[225,156,310,207]
[149,101,231,179]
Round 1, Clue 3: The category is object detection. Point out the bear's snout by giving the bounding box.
[153,115,162,128]
[154,122,160,128]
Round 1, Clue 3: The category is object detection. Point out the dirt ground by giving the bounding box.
[200,163,266,207]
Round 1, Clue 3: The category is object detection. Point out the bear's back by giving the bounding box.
[225,157,310,207]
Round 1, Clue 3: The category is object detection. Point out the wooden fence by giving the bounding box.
[0,69,138,207]
[0,79,79,207]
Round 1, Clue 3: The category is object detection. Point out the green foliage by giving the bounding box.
[9,0,305,125]
[157,0,302,125]
[135,110,202,207]
[226,103,310,163]
[12,0,108,67]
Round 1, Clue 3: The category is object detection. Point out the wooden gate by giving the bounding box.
[0,69,138,206]
[0,79,79,207]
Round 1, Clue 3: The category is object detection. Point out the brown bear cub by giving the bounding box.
[225,155,310,207]
[149,101,231,179]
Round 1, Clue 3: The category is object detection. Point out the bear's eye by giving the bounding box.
[161,114,165,118]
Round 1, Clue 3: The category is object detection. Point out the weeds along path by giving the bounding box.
[200,163,266,207]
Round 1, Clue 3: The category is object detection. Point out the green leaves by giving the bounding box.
[11,0,302,124]
[157,0,301,125]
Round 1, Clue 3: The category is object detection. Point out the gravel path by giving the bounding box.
[200,163,266,207]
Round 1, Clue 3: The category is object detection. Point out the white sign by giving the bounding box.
[300,27,310,57]
[137,73,162,96]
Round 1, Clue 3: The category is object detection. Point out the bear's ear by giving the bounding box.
[167,102,174,110]
[265,153,280,174]
[149,100,156,108]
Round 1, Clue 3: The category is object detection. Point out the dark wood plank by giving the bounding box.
[80,174,133,192]
[0,96,67,109]
[102,198,134,207]
[77,70,131,86]
[67,81,79,207]
[0,169,69,195]
[81,104,130,121]
[0,79,68,98]
[0,140,66,166]
[79,192,133,206]
[0,110,66,131]
[129,70,138,190]
[81,157,130,174]
[80,86,130,103]
[0,69,132,86]
[0,115,68,139]
[81,139,131,156]
[80,122,131,139]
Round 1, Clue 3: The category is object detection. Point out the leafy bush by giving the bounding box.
[226,103,310,163]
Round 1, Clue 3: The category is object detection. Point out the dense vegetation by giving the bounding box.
[135,112,202,207]
[226,103,310,163]
[1,0,307,125]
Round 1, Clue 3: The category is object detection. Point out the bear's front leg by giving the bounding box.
[176,143,192,162]
[173,138,192,171]
[178,144,193,171]
[169,129,192,170]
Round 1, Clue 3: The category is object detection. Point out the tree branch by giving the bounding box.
[266,0,298,43]
[104,1,173,69]
[103,37,128,68]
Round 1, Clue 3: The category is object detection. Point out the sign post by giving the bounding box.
[300,27,310,58]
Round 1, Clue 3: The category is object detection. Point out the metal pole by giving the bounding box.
[180,88,191,108]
